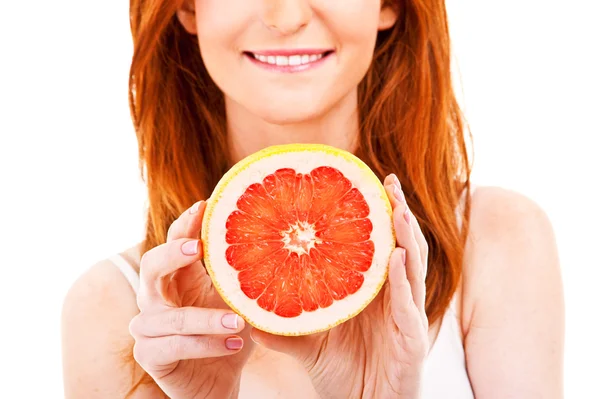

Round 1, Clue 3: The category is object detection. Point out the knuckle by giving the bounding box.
[421,238,429,253]
[129,315,142,337]
[168,213,187,241]
[167,222,174,238]
[170,308,187,334]
[139,249,157,280]
[167,219,181,241]
[139,251,150,270]
[132,341,149,366]
[206,311,219,332]
[198,335,214,353]
[140,252,156,269]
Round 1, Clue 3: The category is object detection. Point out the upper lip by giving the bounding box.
[246,49,333,56]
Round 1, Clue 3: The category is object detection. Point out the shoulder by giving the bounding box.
[62,244,143,325]
[468,186,555,244]
[62,254,140,328]
[61,245,148,398]
[462,186,561,307]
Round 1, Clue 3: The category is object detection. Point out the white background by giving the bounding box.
[0,1,598,397]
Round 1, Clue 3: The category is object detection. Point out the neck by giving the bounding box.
[225,90,360,165]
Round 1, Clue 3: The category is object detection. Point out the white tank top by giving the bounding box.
[109,188,475,398]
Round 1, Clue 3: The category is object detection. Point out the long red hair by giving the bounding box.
[126,0,471,394]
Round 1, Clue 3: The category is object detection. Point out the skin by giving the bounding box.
[62,1,564,398]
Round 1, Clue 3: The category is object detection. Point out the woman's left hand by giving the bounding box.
[252,174,430,399]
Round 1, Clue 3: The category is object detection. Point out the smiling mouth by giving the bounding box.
[244,50,334,67]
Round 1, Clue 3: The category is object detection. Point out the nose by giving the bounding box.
[261,0,312,36]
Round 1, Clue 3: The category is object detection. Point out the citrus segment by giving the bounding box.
[225,241,284,271]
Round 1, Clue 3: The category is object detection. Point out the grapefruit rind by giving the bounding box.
[201,143,394,336]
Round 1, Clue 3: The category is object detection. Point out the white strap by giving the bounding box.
[109,254,140,295]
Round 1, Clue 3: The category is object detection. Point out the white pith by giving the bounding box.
[281,221,321,255]
[205,150,394,335]
[252,53,324,66]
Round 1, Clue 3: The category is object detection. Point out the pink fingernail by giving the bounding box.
[222,313,239,329]
[225,337,244,350]
[189,201,202,214]
[400,248,407,265]
[181,240,199,255]
[393,186,405,202]
[392,174,401,189]
[403,208,411,225]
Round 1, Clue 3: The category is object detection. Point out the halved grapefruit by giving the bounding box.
[201,144,394,336]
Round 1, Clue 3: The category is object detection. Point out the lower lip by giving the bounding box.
[245,52,333,73]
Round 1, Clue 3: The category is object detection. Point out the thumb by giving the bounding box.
[250,328,322,368]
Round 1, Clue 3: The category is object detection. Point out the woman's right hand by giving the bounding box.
[129,200,254,399]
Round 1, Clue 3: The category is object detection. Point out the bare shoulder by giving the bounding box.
[460,186,564,397]
[462,185,562,313]
[61,245,158,398]
[463,186,560,293]
[468,186,555,243]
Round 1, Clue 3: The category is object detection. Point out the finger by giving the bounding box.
[383,173,395,188]
[388,248,423,335]
[250,328,321,370]
[392,205,426,313]
[130,308,245,338]
[386,175,427,268]
[387,175,428,325]
[384,175,405,210]
[133,334,244,370]
[384,183,402,210]
[167,200,206,242]
[407,209,429,279]
[138,238,203,309]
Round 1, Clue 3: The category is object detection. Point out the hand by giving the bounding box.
[252,174,429,399]
[129,201,254,399]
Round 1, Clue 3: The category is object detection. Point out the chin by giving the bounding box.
[250,100,330,126]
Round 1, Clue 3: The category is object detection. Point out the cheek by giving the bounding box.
[320,1,382,70]
[193,1,252,72]
[319,0,382,39]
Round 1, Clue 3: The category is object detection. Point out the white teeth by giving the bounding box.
[276,55,288,66]
[252,53,327,66]
[288,55,302,66]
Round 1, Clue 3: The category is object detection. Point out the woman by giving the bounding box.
[61,0,564,398]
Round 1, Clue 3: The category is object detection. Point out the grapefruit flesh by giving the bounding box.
[202,144,394,336]
[225,166,374,318]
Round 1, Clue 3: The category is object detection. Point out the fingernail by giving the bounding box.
[400,248,407,265]
[181,239,199,255]
[403,208,411,225]
[392,174,401,189]
[225,337,244,350]
[393,185,405,202]
[221,313,239,329]
[189,201,202,214]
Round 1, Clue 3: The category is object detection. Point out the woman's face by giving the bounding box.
[177,1,397,124]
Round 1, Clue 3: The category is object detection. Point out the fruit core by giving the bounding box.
[282,221,321,255]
